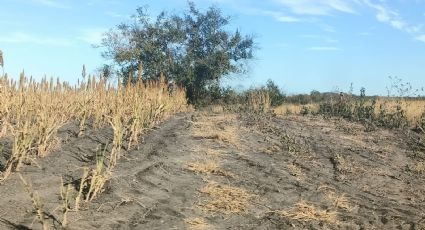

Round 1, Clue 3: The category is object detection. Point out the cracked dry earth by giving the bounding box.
[1,111,425,229]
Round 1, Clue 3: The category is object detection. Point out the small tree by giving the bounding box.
[101,8,181,84]
[100,2,255,103]
[0,49,4,76]
[98,64,113,79]
[176,2,254,102]
[310,90,321,102]
[266,79,285,106]
[360,87,366,98]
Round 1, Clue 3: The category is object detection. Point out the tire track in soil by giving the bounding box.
[69,113,207,230]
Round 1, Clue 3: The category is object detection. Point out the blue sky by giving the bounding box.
[1,0,424,95]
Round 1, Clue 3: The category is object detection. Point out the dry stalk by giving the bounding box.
[60,177,72,227]
[18,174,49,230]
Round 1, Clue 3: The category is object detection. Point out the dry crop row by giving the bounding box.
[0,72,188,197]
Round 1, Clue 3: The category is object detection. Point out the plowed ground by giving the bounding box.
[1,111,424,229]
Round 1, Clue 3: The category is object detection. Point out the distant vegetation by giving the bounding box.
[193,75,425,131]
[273,79,425,131]
[0,49,4,75]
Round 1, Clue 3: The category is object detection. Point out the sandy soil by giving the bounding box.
[0,111,424,229]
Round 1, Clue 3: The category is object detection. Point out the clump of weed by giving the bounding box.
[187,161,233,177]
[277,201,338,224]
[406,161,425,174]
[318,186,354,212]
[318,94,410,129]
[245,90,271,114]
[199,182,256,214]
[287,162,305,181]
[375,102,408,128]
[260,144,282,155]
[300,106,311,116]
[84,148,110,202]
[19,174,49,230]
[191,113,240,147]
[185,217,211,230]
[59,177,72,227]
[418,110,425,133]
[280,133,304,155]
[327,193,353,212]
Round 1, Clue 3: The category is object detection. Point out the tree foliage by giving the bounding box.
[266,79,285,106]
[101,2,255,103]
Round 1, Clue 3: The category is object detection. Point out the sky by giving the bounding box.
[0,0,424,95]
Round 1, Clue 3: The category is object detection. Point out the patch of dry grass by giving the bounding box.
[274,99,425,127]
[331,154,352,174]
[318,185,354,212]
[260,144,281,155]
[277,201,338,224]
[187,161,233,177]
[274,103,319,115]
[375,99,425,125]
[205,149,223,157]
[208,105,225,114]
[185,217,212,230]
[192,114,240,147]
[327,193,353,212]
[287,163,305,181]
[199,182,255,214]
[407,161,425,174]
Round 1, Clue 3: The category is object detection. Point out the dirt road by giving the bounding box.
[0,111,424,229]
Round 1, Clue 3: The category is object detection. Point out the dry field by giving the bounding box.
[0,79,425,229]
[275,98,425,126]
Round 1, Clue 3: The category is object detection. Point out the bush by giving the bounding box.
[266,79,285,106]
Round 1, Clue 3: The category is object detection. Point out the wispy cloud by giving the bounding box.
[260,10,301,22]
[359,32,372,36]
[321,24,336,33]
[0,20,23,26]
[362,1,406,30]
[86,0,121,6]
[309,46,341,51]
[0,32,72,46]
[105,11,130,19]
[32,0,70,9]
[207,0,425,46]
[416,34,425,43]
[301,34,339,43]
[276,15,301,22]
[361,0,425,43]
[275,43,290,48]
[77,28,107,44]
[273,0,357,15]
[406,25,423,34]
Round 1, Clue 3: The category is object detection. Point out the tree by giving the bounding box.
[265,79,285,106]
[310,90,321,102]
[101,7,182,83]
[98,64,113,79]
[100,2,255,103]
[360,87,366,98]
[177,2,254,102]
[0,49,4,76]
